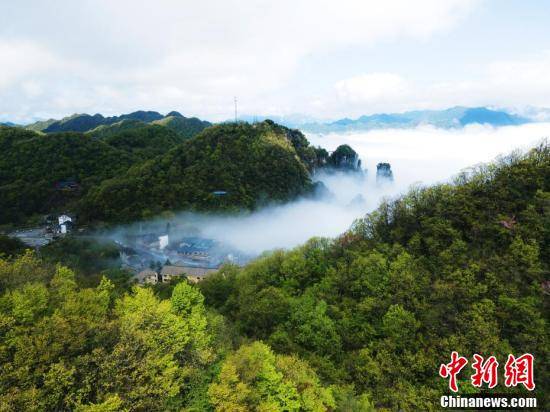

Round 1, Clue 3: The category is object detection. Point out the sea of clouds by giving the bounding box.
[109,123,550,256]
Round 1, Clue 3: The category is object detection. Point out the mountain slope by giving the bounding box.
[200,142,550,409]
[43,113,106,133]
[97,124,186,160]
[0,126,136,224]
[24,118,57,132]
[152,113,211,139]
[86,119,149,139]
[80,121,325,222]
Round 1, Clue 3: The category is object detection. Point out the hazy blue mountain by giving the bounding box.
[24,110,207,134]
[298,107,530,133]
[0,122,18,127]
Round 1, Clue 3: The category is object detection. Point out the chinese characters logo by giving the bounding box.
[439,352,535,392]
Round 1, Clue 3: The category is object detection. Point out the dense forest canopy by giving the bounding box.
[79,120,330,222]
[198,143,549,410]
[94,124,186,160]
[151,112,213,140]
[0,119,334,226]
[0,252,343,411]
[0,142,548,410]
[0,126,135,225]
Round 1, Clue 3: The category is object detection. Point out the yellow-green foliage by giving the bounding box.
[208,341,335,412]
[0,254,212,411]
[0,253,336,411]
[200,143,550,410]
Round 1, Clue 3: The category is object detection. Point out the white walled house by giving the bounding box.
[58,214,72,225]
[159,235,169,250]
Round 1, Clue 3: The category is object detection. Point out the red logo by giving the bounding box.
[439,351,468,392]
[471,354,499,389]
[504,354,535,391]
[439,353,535,392]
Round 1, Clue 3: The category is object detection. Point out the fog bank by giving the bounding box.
[108,123,550,258]
[307,122,550,192]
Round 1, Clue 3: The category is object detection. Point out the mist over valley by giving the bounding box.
[94,122,550,270]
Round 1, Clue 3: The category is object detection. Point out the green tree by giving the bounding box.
[208,341,335,411]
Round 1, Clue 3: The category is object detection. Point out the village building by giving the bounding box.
[160,265,187,282]
[181,266,218,283]
[58,214,72,225]
[136,269,160,284]
[46,214,76,235]
[160,265,217,283]
[158,234,169,250]
[175,237,213,262]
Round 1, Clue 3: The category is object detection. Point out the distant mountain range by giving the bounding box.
[2,105,545,135]
[279,107,530,133]
[0,121,18,127]
[22,110,211,136]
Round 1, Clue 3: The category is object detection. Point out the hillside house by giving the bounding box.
[160,265,187,282]
[159,235,169,250]
[160,265,218,283]
[181,266,218,283]
[136,269,159,284]
[175,237,214,261]
[46,214,75,235]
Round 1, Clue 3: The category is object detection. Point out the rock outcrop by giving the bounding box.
[376,162,393,183]
[327,145,361,171]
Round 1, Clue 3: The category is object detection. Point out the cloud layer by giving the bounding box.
[1,0,477,122]
[3,1,550,123]
[103,123,550,256]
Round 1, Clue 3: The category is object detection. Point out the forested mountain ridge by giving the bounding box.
[199,142,549,410]
[0,126,136,224]
[152,112,213,139]
[24,110,212,137]
[0,120,333,225]
[0,143,547,411]
[80,120,330,222]
[0,122,193,225]
[42,111,164,133]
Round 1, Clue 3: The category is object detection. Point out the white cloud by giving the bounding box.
[335,73,409,104]
[0,40,59,89]
[104,123,549,255]
[323,51,550,118]
[0,0,478,122]
[423,51,550,111]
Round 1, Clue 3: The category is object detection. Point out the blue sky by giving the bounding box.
[1,0,550,122]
